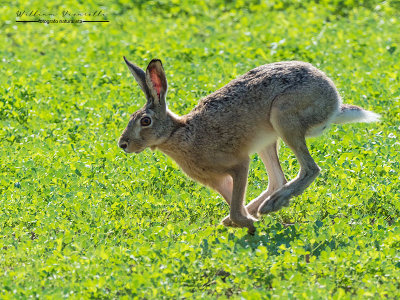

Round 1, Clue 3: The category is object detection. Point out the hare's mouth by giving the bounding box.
[122,148,143,154]
[119,141,145,154]
[131,146,146,154]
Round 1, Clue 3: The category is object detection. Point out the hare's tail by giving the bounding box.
[333,104,380,124]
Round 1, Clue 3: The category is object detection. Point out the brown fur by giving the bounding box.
[119,57,379,233]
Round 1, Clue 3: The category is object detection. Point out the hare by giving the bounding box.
[118,57,380,233]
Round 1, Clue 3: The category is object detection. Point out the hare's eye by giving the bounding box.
[140,116,152,127]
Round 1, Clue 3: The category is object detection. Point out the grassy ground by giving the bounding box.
[1,0,400,298]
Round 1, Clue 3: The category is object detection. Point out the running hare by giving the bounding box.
[118,57,379,233]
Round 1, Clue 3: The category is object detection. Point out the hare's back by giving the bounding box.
[194,61,336,111]
[191,61,336,118]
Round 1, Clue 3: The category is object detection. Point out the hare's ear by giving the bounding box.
[123,56,152,101]
[145,59,167,110]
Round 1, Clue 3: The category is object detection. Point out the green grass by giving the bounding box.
[1,0,400,298]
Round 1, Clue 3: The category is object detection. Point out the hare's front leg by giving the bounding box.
[211,175,233,205]
[221,159,257,233]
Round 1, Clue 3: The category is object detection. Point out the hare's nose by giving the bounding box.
[119,141,128,150]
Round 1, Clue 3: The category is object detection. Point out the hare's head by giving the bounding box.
[119,57,174,154]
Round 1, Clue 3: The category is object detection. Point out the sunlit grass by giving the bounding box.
[1,0,399,298]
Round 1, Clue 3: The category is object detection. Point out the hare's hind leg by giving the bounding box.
[246,141,287,218]
[258,115,320,215]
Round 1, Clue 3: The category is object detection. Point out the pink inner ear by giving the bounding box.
[150,70,162,98]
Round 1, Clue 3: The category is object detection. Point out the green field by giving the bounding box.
[1,0,400,298]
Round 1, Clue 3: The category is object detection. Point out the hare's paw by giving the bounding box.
[221,215,240,228]
[258,190,291,215]
[246,203,261,219]
[221,214,257,234]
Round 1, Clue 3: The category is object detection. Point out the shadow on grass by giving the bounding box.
[208,219,347,258]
